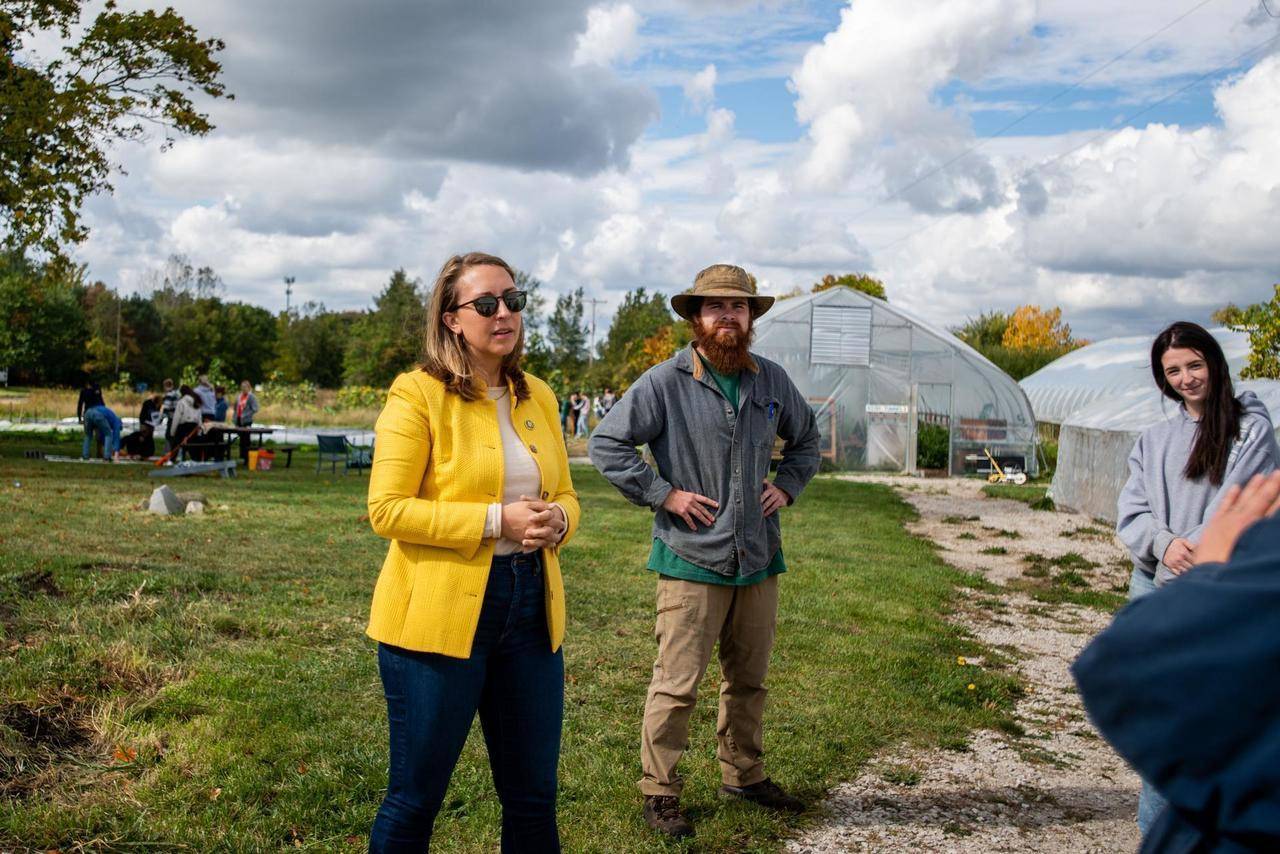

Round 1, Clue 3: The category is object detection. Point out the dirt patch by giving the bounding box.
[787,476,1140,853]
[13,568,61,598]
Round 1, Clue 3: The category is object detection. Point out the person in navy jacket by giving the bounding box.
[1073,471,1280,853]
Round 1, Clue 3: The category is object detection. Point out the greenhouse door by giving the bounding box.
[910,383,953,473]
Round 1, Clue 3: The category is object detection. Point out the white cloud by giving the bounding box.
[1016,54,1280,278]
[791,0,1036,208]
[684,63,717,112]
[573,3,643,67]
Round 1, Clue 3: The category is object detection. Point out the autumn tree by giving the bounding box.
[1,1,230,255]
[1226,284,1280,380]
[592,287,672,389]
[812,273,888,301]
[953,305,1083,381]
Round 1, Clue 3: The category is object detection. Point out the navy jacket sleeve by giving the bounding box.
[1071,514,1280,853]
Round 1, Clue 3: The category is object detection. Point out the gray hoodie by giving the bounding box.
[1117,391,1278,585]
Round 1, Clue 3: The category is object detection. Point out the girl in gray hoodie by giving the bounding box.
[1115,321,1279,836]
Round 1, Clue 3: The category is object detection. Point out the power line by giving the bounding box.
[869,30,1280,255]
[1261,0,1279,18]
[845,0,1224,226]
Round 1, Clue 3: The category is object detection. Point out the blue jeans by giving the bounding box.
[1127,566,1168,837]
[369,552,563,853]
[82,407,114,459]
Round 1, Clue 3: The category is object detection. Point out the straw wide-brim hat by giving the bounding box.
[670,264,775,320]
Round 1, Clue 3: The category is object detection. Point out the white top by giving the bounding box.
[484,386,555,555]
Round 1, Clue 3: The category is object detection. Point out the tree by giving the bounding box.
[593,287,672,389]
[953,311,1009,351]
[1002,305,1074,351]
[344,269,427,387]
[1211,303,1248,327]
[0,251,87,383]
[953,306,1084,381]
[546,287,588,383]
[1,1,230,255]
[514,270,556,380]
[272,303,355,388]
[813,273,888,301]
[1227,284,1280,380]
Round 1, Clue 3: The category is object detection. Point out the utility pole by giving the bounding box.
[114,295,122,379]
[586,297,605,371]
[284,276,295,313]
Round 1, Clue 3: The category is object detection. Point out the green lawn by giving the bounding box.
[0,433,1019,852]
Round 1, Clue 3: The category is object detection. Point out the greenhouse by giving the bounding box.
[1018,329,1280,523]
[750,286,1038,476]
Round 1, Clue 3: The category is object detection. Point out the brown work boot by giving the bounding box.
[643,795,694,839]
[718,777,805,812]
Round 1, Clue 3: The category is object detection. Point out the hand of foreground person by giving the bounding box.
[662,489,719,531]
[761,480,790,517]
[519,498,567,551]
[1194,471,1280,565]
[501,499,546,544]
[1163,537,1196,574]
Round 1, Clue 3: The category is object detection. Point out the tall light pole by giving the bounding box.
[284,276,295,313]
[586,297,605,372]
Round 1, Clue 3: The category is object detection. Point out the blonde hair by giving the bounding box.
[421,252,531,402]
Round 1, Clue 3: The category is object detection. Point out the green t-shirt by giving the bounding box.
[648,352,785,586]
[649,538,786,586]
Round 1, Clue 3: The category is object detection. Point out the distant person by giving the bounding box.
[601,387,616,415]
[160,378,180,451]
[170,385,204,459]
[572,389,590,438]
[364,252,579,851]
[565,390,581,436]
[559,393,572,435]
[81,404,113,461]
[76,379,104,422]
[592,392,604,421]
[139,393,163,432]
[589,264,821,840]
[1115,320,1279,837]
[195,374,217,422]
[1076,471,1280,853]
[213,385,229,422]
[233,380,259,466]
[124,394,164,458]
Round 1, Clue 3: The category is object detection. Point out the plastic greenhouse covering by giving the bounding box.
[1019,328,1254,425]
[751,287,1038,476]
[1019,328,1280,523]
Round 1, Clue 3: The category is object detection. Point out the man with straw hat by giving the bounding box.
[589,263,821,839]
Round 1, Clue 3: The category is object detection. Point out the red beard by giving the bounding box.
[692,318,756,375]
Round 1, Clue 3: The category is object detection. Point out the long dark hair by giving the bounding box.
[1150,322,1241,485]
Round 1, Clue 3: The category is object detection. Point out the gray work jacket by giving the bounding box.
[588,345,821,579]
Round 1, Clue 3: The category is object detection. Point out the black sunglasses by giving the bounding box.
[451,290,527,318]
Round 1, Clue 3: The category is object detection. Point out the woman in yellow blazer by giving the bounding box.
[366,252,580,853]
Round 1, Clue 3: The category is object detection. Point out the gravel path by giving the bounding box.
[787,476,1141,853]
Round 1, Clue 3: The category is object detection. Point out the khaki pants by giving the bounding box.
[639,574,779,797]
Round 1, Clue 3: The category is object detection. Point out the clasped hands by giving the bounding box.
[501,496,567,552]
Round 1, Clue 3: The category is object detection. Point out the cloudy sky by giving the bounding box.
[50,0,1280,339]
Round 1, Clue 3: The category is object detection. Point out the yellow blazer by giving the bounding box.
[365,370,580,658]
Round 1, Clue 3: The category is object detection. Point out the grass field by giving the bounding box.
[1,433,1020,852]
